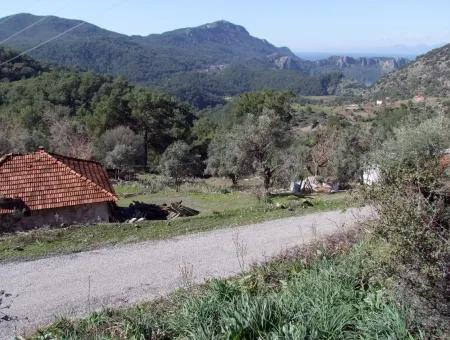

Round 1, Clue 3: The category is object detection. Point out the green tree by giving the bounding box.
[235,109,292,191]
[95,126,143,170]
[130,90,195,168]
[159,141,201,190]
[205,130,247,186]
[191,116,218,159]
[232,90,296,122]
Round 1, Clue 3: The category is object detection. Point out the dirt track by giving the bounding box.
[0,207,372,338]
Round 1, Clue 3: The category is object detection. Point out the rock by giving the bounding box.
[275,202,287,209]
[301,200,314,208]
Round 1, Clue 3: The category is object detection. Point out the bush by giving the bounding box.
[159,141,202,190]
[362,115,450,315]
[95,126,143,170]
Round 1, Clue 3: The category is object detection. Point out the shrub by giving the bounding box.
[362,115,450,312]
[159,141,202,191]
[95,126,143,170]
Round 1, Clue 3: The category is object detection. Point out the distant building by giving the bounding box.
[413,95,425,103]
[0,148,117,231]
[363,167,380,185]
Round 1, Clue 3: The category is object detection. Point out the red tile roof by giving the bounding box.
[0,149,117,214]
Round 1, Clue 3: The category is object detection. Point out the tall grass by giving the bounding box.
[33,238,419,339]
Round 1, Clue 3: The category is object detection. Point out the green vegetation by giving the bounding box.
[0,191,349,262]
[0,14,347,108]
[0,46,47,81]
[158,141,202,190]
[370,43,450,99]
[0,53,195,170]
[311,55,410,87]
[27,107,450,339]
[31,234,419,339]
[0,48,369,191]
[361,115,450,331]
[1,12,450,339]
[1,14,410,109]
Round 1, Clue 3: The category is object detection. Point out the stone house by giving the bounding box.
[0,148,117,231]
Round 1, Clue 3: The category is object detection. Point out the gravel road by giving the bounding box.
[0,207,372,338]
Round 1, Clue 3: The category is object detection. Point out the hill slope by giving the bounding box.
[369,43,450,99]
[309,56,410,86]
[0,13,409,106]
[0,46,47,81]
[0,14,329,106]
[0,14,302,77]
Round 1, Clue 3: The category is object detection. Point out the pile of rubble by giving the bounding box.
[163,201,200,220]
[290,176,340,194]
[114,201,199,222]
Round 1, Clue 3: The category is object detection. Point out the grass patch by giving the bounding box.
[31,234,420,339]
[0,193,350,262]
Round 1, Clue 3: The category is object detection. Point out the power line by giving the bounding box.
[0,16,49,45]
[0,0,129,67]
[0,21,86,67]
[0,0,73,45]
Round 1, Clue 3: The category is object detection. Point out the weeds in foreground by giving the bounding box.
[232,231,248,271]
[32,233,420,339]
[178,261,195,288]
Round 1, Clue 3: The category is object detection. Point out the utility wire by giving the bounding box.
[0,16,49,45]
[0,21,86,67]
[0,0,73,44]
[0,0,128,67]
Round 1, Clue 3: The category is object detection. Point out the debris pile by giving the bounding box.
[114,201,199,222]
[163,201,200,219]
[127,201,169,220]
[290,176,340,194]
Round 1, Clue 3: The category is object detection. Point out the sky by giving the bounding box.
[1,0,450,54]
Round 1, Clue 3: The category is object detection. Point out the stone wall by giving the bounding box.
[0,203,111,232]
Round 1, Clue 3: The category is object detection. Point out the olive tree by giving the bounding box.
[159,141,201,190]
[363,115,450,296]
[205,130,247,186]
[234,109,292,192]
[95,126,143,170]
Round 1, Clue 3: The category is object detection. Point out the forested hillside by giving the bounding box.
[0,47,47,81]
[309,56,410,86]
[0,13,406,107]
[0,47,195,170]
[0,14,314,107]
[370,43,450,98]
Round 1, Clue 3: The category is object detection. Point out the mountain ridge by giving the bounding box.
[369,43,450,99]
[0,13,412,106]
